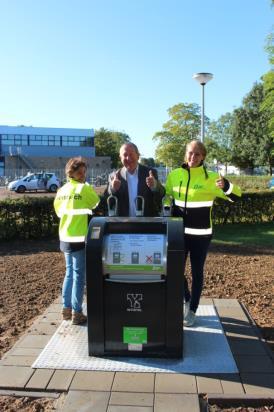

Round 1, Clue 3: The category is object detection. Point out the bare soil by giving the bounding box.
[0,238,273,411]
[0,395,56,411]
[209,404,273,412]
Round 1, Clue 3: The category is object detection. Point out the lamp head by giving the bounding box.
[192,72,213,85]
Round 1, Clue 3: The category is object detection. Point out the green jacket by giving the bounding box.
[165,164,241,236]
[54,179,99,243]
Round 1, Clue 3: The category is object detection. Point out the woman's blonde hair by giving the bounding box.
[185,140,208,178]
[65,157,87,178]
[185,140,207,162]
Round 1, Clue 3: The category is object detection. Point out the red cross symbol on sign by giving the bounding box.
[146,255,153,263]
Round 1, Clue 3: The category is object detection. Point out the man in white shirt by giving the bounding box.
[106,143,165,217]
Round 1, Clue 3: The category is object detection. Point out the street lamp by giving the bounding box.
[192,72,213,143]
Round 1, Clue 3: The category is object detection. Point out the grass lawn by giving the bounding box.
[212,222,274,248]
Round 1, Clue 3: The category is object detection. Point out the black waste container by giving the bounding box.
[86,217,184,358]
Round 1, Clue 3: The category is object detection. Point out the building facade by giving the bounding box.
[0,125,110,176]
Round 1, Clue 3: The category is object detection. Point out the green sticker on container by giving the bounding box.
[123,327,147,344]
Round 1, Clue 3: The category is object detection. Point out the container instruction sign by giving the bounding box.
[123,327,147,344]
[104,234,165,272]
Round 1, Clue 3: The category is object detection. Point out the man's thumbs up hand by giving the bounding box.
[111,171,121,192]
[146,170,156,189]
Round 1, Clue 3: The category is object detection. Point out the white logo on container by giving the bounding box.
[126,293,143,312]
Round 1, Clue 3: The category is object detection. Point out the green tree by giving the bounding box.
[260,32,274,174]
[140,157,156,167]
[231,82,272,174]
[153,103,204,167]
[206,112,235,172]
[95,128,130,168]
[203,138,223,169]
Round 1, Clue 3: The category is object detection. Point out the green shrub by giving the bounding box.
[0,197,59,240]
[0,191,273,241]
[226,175,271,191]
[212,191,274,224]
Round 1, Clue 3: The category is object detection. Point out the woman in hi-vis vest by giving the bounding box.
[165,140,241,326]
[54,157,99,325]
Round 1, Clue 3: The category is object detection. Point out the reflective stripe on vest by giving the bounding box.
[224,182,233,195]
[57,208,93,217]
[185,227,212,235]
[174,199,213,208]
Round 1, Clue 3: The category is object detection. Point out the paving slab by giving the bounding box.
[199,297,214,304]
[214,299,241,308]
[108,406,153,412]
[227,337,269,356]
[216,307,250,322]
[0,366,34,388]
[219,374,244,394]
[46,303,62,313]
[14,334,51,349]
[241,373,274,395]
[60,390,110,412]
[222,323,259,339]
[40,312,62,322]
[112,372,155,393]
[47,369,75,391]
[155,373,197,393]
[0,298,273,409]
[6,347,42,357]
[0,389,60,398]
[196,375,223,394]
[154,393,200,412]
[70,371,114,391]
[1,355,37,366]
[26,368,55,390]
[109,392,154,407]
[27,322,59,335]
[235,355,274,373]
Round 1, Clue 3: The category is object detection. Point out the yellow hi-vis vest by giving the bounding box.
[54,179,100,243]
[165,165,241,236]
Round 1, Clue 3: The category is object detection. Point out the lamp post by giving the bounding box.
[192,72,213,143]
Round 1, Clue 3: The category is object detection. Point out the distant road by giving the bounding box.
[0,186,106,200]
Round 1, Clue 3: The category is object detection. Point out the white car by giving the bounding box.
[8,172,61,193]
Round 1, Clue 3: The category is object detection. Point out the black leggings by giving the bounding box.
[183,234,212,313]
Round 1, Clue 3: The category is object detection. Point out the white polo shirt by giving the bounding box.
[126,166,138,217]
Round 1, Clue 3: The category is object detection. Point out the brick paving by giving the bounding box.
[0,297,273,411]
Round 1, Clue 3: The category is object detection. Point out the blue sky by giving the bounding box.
[0,0,272,157]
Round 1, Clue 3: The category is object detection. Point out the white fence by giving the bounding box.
[1,166,172,187]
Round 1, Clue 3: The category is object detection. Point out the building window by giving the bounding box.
[54,136,61,145]
[0,157,4,177]
[21,136,28,145]
[0,132,94,148]
[2,134,15,145]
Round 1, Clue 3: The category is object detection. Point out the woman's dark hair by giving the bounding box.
[65,157,87,178]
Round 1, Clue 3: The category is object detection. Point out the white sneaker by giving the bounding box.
[184,301,190,320]
[183,310,196,327]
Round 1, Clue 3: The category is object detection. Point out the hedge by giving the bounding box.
[0,197,59,241]
[212,191,274,224]
[0,191,273,241]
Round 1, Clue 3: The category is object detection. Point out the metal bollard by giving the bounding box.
[107,195,118,216]
[162,196,173,217]
[135,196,145,217]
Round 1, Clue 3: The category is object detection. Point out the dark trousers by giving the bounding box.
[183,234,212,313]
